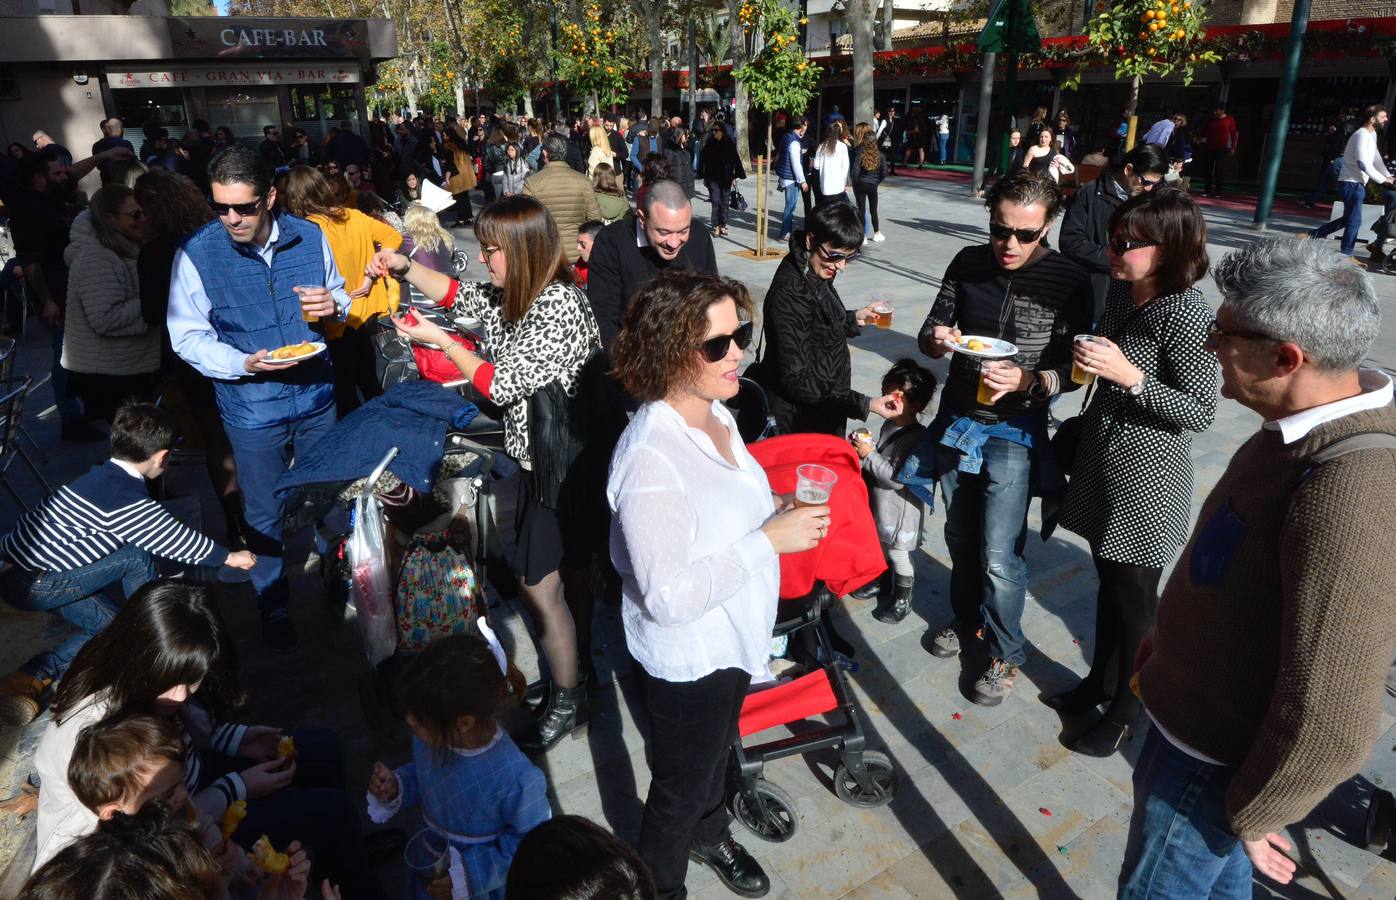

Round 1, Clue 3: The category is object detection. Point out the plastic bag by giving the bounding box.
[349,491,397,666]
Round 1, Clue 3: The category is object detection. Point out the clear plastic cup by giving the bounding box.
[870,300,894,328]
[794,464,838,508]
[404,827,449,884]
[293,285,320,323]
[977,361,997,405]
[1072,334,1098,386]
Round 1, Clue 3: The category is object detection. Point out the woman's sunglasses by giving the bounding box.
[700,321,754,363]
[1109,238,1158,255]
[988,222,1047,244]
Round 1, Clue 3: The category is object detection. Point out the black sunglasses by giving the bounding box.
[815,245,862,264]
[700,321,754,363]
[1109,238,1158,255]
[209,198,265,217]
[1205,319,1276,345]
[988,222,1047,244]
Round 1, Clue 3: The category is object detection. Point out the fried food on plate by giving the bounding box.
[268,341,317,360]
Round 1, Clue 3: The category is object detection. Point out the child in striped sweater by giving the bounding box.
[0,403,254,725]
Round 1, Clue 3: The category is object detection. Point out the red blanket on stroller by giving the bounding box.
[748,434,885,599]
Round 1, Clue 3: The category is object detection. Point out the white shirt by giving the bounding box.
[814,141,850,197]
[1263,367,1394,443]
[167,218,351,381]
[608,400,780,682]
[1338,127,1393,186]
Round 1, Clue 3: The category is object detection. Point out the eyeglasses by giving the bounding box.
[815,245,861,264]
[699,321,754,363]
[1139,174,1163,189]
[988,222,1047,244]
[481,245,502,259]
[1205,319,1277,347]
[209,198,264,217]
[1108,238,1157,255]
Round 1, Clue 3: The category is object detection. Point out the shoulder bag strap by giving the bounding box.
[1294,431,1396,488]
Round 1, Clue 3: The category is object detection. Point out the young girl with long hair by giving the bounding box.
[851,123,889,242]
[368,630,549,900]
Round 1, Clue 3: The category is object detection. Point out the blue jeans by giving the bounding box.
[936,436,1032,665]
[48,320,82,420]
[780,182,801,237]
[2,544,155,681]
[1304,156,1342,205]
[1310,180,1366,255]
[224,405,336,614]
[706,180,730,229]
[1119,728,1252,899]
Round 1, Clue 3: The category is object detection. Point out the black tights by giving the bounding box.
[1082,556,1161,725]
[852,182,880,233]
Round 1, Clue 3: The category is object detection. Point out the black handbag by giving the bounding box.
[729,189,748,212]
[1050,378,1096,474]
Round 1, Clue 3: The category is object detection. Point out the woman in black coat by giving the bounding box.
[697,123,743,236]
[664,128,696,199]
[748,202,902,434]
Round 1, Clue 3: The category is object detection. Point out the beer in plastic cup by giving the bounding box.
[870,300,894,328]
[977,362,997,405]
[293,285,319,323]
[794,463,838,508]
[1071,334,1098,386]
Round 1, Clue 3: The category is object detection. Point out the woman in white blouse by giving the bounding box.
[812,120,851,207]
[608,269,829,900]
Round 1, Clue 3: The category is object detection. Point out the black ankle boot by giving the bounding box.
[689,836,770,898]
[1067,716,1132,758]
[518,680,588,753]
[873,575,914,624]
[1041,681,1110,715]
[848,575,884,602]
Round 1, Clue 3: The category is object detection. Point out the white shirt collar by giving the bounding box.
[1263,368,1394,443]
[635,217,649,248]
[110,458,144,481]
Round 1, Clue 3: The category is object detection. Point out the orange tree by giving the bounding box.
[733,0,821,257]
[556,3,632,111]
[1071,0,1219,150]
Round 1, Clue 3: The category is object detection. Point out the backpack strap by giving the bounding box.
[1296,432,1396,487]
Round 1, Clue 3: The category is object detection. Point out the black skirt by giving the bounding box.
[513,467,608,587]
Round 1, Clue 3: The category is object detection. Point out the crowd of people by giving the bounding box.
[0,101,1392,900]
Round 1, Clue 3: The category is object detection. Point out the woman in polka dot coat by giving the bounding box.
[1051,189,1218,757]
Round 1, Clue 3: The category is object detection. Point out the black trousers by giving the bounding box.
[853,182,880,233]
[327,322,384,418]
[638,665,750,900]
[1203,149,1228,195]
[1083,556,1161,724]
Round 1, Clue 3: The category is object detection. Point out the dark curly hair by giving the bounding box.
[1109,187,1210,296]
[612,269,755,404]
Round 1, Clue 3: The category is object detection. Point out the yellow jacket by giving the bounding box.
[308,208,405,338]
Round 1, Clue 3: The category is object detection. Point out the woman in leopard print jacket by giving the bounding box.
[372,195,603,752]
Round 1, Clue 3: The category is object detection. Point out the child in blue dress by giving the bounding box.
[366,625,551,899]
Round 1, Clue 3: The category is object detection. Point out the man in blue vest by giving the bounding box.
[776,116,810,243]
[167,146,351,652]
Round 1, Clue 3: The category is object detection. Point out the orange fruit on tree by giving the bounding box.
[1174,28,1185,38]
[1149,21,1161,31]
[1143,9,1155,19]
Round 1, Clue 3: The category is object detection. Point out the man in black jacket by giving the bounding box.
[587,179,719,354]
[1059,143,1169,322]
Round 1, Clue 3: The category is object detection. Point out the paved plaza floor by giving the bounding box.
[2,171,1395,898]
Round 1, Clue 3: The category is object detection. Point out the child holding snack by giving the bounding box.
[367,628,552,899]
[850,358,938,624]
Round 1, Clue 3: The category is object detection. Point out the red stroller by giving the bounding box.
[723,427,901,842]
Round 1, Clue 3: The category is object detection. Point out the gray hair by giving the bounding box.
[542,133,569,163]
[641,179,690,216]
[1213,237,1381,371]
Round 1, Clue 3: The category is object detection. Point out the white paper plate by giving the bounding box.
[263,340,327,365]
[950,336,1019,359]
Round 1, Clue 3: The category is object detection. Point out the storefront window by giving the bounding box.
[112,88,189,141]
[205,87,280,145]
[291,84,359,144]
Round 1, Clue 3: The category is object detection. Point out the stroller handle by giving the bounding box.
[367,447,399,487]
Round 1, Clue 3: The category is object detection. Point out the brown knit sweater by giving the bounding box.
[1139,402,1396,841]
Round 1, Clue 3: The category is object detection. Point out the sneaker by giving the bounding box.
[972,659,1019,707]
[776,233,790,243]
[928,626,961,659]
[260,607,299,654]
[872,232,886,242]
[0,671,48,726]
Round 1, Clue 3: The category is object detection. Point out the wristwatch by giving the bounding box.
[1127,374,1148,397]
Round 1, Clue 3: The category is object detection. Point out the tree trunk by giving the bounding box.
[455,77,466,116]
[523,92,535,119]
[727,0,752,171]
[648,7,665,120]
[688,19,698,129]
[879,0,894,51]
[851,0,876,124]
[1124,74,1141,151]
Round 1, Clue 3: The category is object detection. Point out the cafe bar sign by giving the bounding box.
[107,65,361,89]
[168,17,373,59]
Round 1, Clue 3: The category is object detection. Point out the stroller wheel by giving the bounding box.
[834,751,899,809]
[730,779,799,843]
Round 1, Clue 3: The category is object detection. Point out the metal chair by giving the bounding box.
[0,375,51,508]
[0,336,43,454]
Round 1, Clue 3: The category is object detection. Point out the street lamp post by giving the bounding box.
[1252,0,1311,230]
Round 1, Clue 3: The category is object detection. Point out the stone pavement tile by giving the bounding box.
[1351,859,1396,900]
[849,833,1021,900]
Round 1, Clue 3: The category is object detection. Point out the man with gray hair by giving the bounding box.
[521,132,602,264]
[1121,236,1396,897]
[91,118,133,157]
[586,177,718,353]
